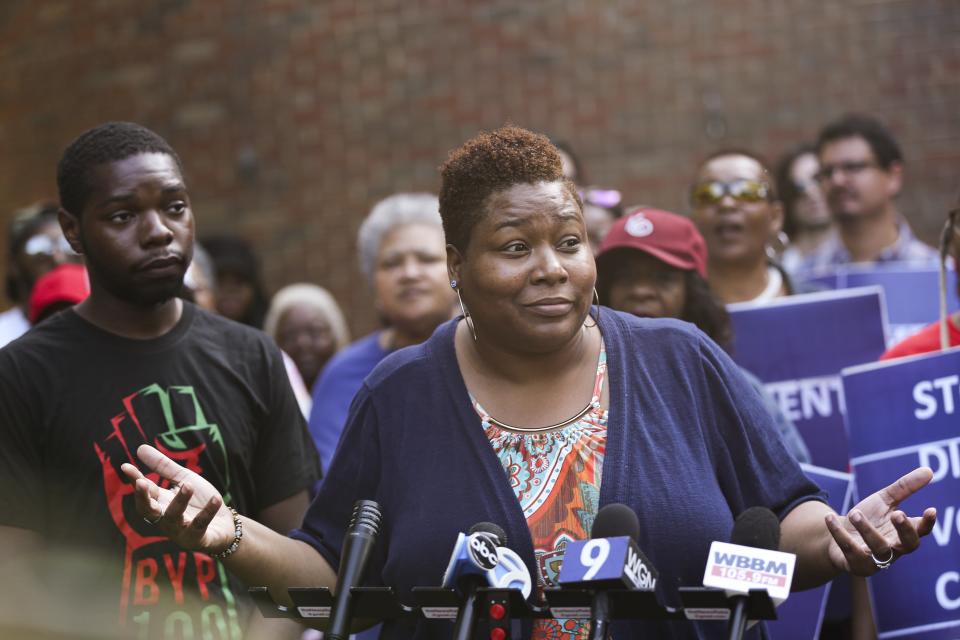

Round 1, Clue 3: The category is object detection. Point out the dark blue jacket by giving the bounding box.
[291,310,823,639]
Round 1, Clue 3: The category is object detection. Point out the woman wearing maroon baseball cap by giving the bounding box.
[595,207,810,462]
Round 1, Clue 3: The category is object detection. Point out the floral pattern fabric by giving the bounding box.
[475,341,608,640]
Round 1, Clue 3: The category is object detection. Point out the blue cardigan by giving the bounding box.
[292,310,823,639]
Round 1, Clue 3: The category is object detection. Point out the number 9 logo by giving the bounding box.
[580,539,611,580]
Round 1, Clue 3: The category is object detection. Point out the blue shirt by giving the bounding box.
[292,311,824,639]
[307,332,389,473]
[793,218,938,277]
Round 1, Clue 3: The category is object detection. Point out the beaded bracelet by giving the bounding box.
[211,507,243,560]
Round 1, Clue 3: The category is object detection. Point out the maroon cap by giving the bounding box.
[597,208,707,278]
[28,263,90,323]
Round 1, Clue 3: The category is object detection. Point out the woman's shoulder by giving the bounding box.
[324,331,388,372]
[600,307,703,348]
[363,319,457,391]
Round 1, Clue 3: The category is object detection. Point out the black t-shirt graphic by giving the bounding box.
[0,303,320,638]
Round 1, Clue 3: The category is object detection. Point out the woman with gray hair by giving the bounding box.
[308,193,456,471]
[264,283,350,391]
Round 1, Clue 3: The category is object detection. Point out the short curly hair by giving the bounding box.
[57,122,183,216]
[439,125,580,252]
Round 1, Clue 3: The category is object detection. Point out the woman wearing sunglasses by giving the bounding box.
[690,151,816,305]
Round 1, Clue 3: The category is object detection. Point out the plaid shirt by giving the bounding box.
[794,217,938,276]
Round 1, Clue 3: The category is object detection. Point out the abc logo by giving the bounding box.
[467,532,500,570]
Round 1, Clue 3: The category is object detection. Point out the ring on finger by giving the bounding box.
[143,512,163,525]
[871,548,894,570]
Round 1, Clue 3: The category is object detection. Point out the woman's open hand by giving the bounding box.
[825,466,937,576]
[121,443,236,556]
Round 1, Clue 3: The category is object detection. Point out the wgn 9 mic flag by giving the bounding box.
[558,503,658,591]
[557,504,658,640]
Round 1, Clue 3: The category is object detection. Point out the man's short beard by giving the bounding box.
[83,252,186,308]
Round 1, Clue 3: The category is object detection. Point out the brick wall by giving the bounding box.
[2,0,958,335]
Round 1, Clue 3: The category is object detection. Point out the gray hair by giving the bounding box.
[357,193,443,282]
[263,283,351,353]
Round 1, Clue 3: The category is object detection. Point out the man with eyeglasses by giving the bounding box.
[795,114,937,275]
[0,202,78,348]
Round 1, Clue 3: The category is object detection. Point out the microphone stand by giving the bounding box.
[451,581,480,640]
[589,590,611,640]
[727,594,748,640]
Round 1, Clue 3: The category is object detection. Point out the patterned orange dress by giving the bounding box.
[474,341,608,640]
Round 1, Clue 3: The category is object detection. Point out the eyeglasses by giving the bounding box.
[814,160,878,183]
[690,179,770,207]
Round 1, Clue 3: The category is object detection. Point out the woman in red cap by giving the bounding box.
[595,207,810,462]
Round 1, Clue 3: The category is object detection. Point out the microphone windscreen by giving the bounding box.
[730,506,780,551]
[469,522,507,547]
[347,500,382,535]
[591,503,640,542]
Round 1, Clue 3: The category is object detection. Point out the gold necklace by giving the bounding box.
[485,398,600,433]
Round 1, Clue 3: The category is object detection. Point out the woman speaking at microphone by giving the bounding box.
[123,126,936,639]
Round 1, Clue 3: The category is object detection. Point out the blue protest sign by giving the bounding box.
[843,347,960,639]
[768,465,853,640]
[728,287,888,470]
[804,262,958,347]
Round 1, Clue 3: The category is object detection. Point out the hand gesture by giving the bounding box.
[825,466,937,576]
[121,443,236,556]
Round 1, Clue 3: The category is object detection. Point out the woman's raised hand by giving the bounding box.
[121,443,236,555]
[825,466,937,576]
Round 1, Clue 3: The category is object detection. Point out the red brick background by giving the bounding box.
[1,0,958,335]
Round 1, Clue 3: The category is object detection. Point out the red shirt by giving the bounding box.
[880,318,960,360]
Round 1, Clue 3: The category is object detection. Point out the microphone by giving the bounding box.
[327,500,382,640]
[700,506,795,640]
[442,522,507,640]
[557,504,658,640]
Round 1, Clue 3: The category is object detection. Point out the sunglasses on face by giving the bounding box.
[691,179,770,207]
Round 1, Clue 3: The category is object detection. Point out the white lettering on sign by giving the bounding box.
[929,506,960,547]
[765,376,845,422]
[918,441,960,485]
[913,375,960,420]
[935,571,960,610]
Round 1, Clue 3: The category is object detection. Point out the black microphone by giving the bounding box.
[588,504,642,640]
[445,522,507,640]
[726,507,780,640]
[327,500,383,640]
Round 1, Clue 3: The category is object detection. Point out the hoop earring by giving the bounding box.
[584,288,601,328]
[455,287,478,342]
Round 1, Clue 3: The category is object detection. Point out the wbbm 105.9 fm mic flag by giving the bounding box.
[701,506,796,640]
[557,503,658,640]
[326,500,382,640]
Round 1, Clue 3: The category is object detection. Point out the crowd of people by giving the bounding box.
[0,113,954,640]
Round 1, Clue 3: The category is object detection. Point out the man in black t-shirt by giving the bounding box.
[0,122,320,639]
